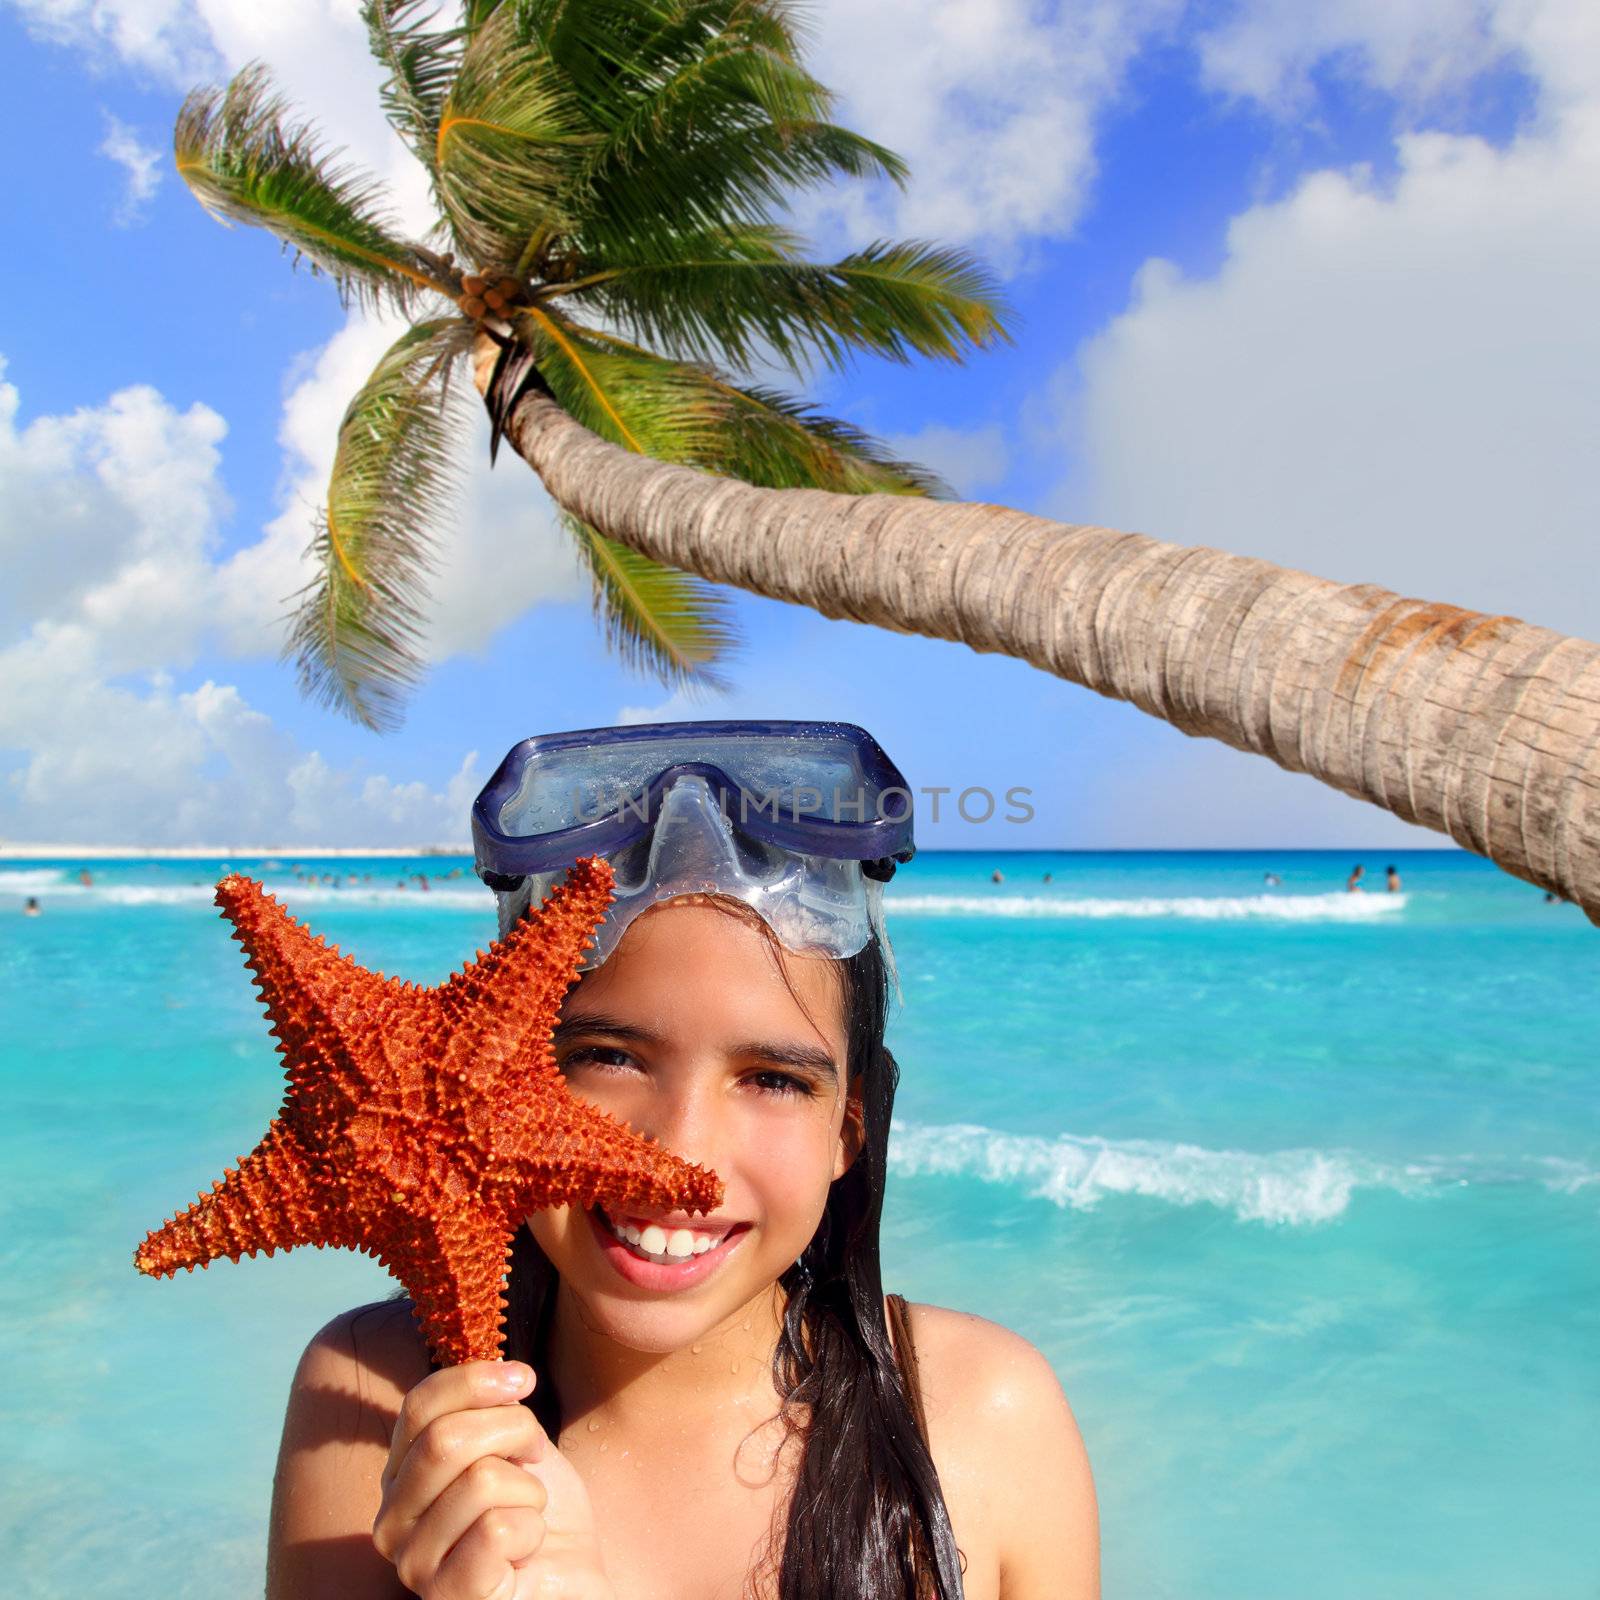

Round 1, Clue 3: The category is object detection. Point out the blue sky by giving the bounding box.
[2,0,1594,848]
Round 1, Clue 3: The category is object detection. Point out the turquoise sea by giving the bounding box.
[2,849,1596,1598]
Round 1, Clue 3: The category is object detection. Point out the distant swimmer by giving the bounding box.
[23,896,41,916]
[1346,864,1365,892]
[1263,871,1281,887]
[991,868,1004,884]
[78,869,93,887]
[1385,864,1402,893]
[1042,872,1052,883]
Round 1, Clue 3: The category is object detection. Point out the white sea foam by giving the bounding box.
[885,891,1405,921]
[887,1122,1598,1226]
[0,868,69,895]
[109,882,491,910]
[0,875,492,911]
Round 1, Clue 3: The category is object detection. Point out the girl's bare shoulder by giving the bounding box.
[266,1301,432,1599]
[897,1301,1100,1600]
[292,1297,433,1433]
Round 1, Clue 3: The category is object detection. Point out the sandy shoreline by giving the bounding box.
[0,844,472,860]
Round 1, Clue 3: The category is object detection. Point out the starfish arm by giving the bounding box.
[487,1090,724,1224]
[376,1201,519,1366]
[134,1123,345,1277]
[435,857,615,1089]
[216,875,408,1065]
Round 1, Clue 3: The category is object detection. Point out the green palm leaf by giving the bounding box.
[175,63,445,311]
[534,319,946,495]
[509,306,737,686]
[435,6,591,266]
[563,512,736,692]
[286,319,472,731]
[545,229,1009,373]
[569,120,904,271]
[362,0,463,171]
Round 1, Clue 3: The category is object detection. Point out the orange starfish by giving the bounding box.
[134,856,722,1364]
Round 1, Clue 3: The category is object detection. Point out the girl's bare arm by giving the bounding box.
[266,1300,430,1600]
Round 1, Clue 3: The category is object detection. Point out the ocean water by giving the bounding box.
[1,849,1595,1598]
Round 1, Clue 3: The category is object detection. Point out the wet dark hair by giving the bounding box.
[500,922,966,1599]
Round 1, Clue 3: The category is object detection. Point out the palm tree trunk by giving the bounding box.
[473,340,1600,926]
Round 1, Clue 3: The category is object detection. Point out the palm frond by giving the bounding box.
[549,0,826,157]
[510,316,946,494]
[285,318,473,730]
[435,6,592,266]
[362,0,463,171]
[175,63,443,310]
[705,379,949,496]
[465,0,508,31]
[566,120,904,271]
[562,510,737,691]
[547,234,1011,373]
[514,304,721,457]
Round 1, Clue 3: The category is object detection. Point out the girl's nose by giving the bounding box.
[631,1079,723,1173]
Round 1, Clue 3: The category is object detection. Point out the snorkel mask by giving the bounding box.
[472,720,915,969]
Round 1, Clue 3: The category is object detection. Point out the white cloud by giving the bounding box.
[885,421,1010,496]
[0,358,489,845]
[0,361,227,660]
[1070,0,1600,643]
[1194,0,1514,112]
[99,113,162,224]
[778,0,1182,258]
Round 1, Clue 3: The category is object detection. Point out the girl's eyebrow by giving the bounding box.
[552,1014,840,1082]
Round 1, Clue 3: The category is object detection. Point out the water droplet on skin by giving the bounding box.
[598,1440,608,1452]
[742,1320,752,1331]
[586,1418,600,1432]
[691,1343,703,1355]
[730,1359,741,1374]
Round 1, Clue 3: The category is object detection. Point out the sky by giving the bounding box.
[1,0,1595,849]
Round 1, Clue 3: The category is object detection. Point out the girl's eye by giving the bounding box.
[748,1069,815,1099]
[560,1045,636,1073]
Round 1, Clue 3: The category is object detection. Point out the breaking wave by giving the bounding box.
[887,1121,1598,1226]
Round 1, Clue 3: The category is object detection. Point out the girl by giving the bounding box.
[266,722,1098,1599]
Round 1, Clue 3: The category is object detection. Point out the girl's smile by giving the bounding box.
[584,1201,752,1291]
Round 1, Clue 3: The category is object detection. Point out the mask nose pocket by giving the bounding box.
[644,776,792,894]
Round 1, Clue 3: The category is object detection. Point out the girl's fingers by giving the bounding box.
[382,1362,537,1491]
[388,1458,547,1597]
[432,1506,548,1600]
[380,1405,550,1534]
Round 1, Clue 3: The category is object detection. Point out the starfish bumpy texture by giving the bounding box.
[134,856,722,1363]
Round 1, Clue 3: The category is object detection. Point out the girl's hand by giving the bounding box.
[372,1360,612,1600]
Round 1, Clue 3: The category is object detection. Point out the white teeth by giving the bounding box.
[602,1208,730,1265]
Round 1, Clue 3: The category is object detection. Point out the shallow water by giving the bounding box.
[2,849,1595,1597]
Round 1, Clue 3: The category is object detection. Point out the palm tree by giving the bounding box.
[476,348,1600,924]
[175,0,1007,731]
[177,1,1600,923]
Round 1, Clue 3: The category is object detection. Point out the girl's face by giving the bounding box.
[527,896,861,1353]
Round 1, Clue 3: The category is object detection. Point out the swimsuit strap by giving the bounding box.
[885,1292,929,1444]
